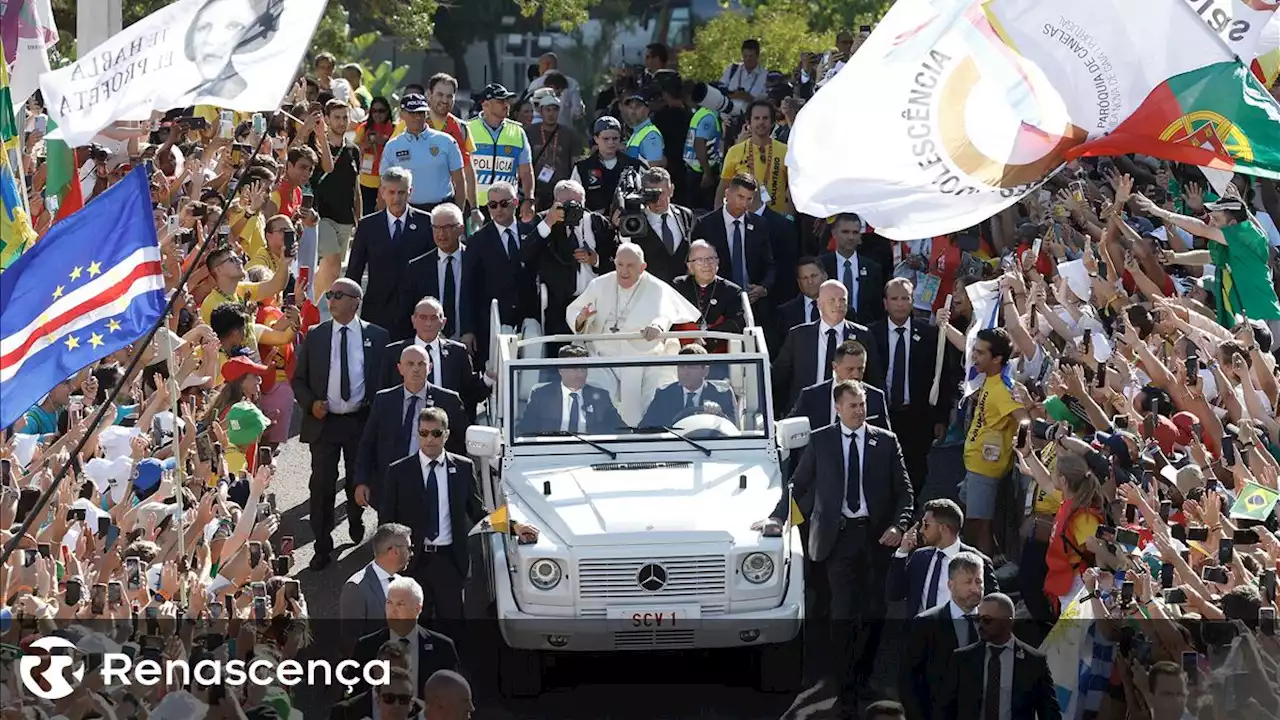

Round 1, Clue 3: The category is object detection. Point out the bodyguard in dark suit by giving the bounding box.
[623,166,694,284]
[402,203,474,344]
[466,182,540,360]
[330,666,421,720]
[640,345,738,426]
[516,344,626,435]
[526,186,617,338]
[355,345,468,518]
[692,174,775,306]
[380,297,491,423]
[291,279,389,570]
[773,280,882,415]
[345,170,435,341]
[934,593,1061,720]
[887,499,997,619]
[382,407,539,620]
[351,575,461,694]
[770,257,826,355]
[869,278,950,493]
[788,340,891,432]
[670,240,745,355]
[899,551,989,720]
[820,213,885,325]
[763,380,913,690]
[753,191,800,303]
[338,523,413,655]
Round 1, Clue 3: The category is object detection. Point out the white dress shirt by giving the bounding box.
[560,384,588,432]
[886,318,912,405]
[720,62,767,99]
[436,248,463,331]
[645,207,684,250]
[370,561,396,599]
[801,296,817,324]
[412,335,444,388]
[418,450,453,547]
[680,382,709,411]
[327,319,367,414]
[403,386,428,454]
[981,638,1016,720]
[816,320,842,385]
[835,251,860,311]
[494,221,520,258]
[387,208,409,237]
[919,537,963,613]
[949,600,976,647]
[840,422,868,519]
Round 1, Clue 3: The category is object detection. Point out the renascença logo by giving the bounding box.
[19,637,84,700]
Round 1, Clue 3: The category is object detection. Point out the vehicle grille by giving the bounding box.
[614,629,696,650]
[578,555,727,599]
[590,461,692,471]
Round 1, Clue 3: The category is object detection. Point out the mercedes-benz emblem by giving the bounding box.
[636,563,668,592]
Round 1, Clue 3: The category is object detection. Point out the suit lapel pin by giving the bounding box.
[409,224,418,231]
[426,397,435,407]
[746,223,754,231]
[912,333,921,342]
[1015,646,1025,660]
[868,437,878,447]
[448,465,457,474]
[586,404,595,413]
[441,346,449,357]
[423,643,434,651]
[859,267,868,277]
[710,298,718,305]
[363,338,372,347]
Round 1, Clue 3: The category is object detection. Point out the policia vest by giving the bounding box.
[467,116,525,206]
[572,153,647,213]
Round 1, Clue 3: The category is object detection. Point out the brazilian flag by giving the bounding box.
[1230,482,1280,521]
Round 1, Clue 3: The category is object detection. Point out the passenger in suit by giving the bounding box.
[381,407,539,620]
[869,278,950,494]
[773,279,883,415]
[338,523,413,655]
[516,344,627,436]
[788,339,891,433]
[760,379,913,695]
[621,166,695,284]
[345,168,436,340]
[466,181,541,362]
[402,203,475,346]
[640,344,738,427]
[819,213,885,326]
[770,257,825,356]
[670,240,745,356]
[355,345,468,517]
[899,551,988,720]
[351,576,461,696]
[527,180,617,339]
[934,593,1061,720]
[691,173,775,308]
[291,279,389,570]
[380,297,491,422]
[887,499,998,619]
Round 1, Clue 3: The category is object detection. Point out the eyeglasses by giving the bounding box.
[418,428,446,438]
[379,693,413,706]
[325,290,357,300]
[488,199,514,209]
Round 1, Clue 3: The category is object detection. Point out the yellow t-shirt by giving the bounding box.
[200,282,267,324]
[721,139,789,214]
[246,247,284,278]
[1031,442,1064,515]
[963,374,1022,478]
[225,207,266,260]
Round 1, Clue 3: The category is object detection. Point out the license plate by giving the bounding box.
[607,606,698,629]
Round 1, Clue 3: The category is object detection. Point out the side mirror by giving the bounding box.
[776,417,811,451]
[466,426,503,458]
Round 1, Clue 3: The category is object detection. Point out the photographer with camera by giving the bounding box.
[527,180,618,345]
[570,116,648,213]
[614,167,696,284]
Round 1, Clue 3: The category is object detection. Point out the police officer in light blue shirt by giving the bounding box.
[379,94,466,210]
[622,89,666,167]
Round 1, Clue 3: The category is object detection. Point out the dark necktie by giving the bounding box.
[404,394,420,454]
[845,431,862,514]
[568,392,581,433]
[924,548,944,610]
[965,615,978,645]
[661,213,675,254]
[505,228,520,265]
[443,256,457,338]
[985,646,1004,720]
[392,217,403,243]
[685,391,697,409]
[732,219,747,287]
[891,326,908,408]
[823,328,837,380]
[425,460,440,541]
[338,326,352,401]
[842,258,856,310]
[425,344,436,385]
[808,299,818,323]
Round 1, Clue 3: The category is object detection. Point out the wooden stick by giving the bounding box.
[929,294,952,406]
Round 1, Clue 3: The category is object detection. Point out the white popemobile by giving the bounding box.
[465,299,809,697]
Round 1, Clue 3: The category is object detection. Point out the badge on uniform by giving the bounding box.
[430,146,440,157]
[396,150,410,159]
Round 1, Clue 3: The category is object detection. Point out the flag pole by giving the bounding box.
[0,144,269,568]
[165,316,187,606]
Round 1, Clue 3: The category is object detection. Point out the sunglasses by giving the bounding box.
[380,693,413,706]
[325,290,357,300]
[418,428,446,438]
[487,199,514,209]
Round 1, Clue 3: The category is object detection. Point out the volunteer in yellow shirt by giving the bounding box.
[199,245,288,324]
[718,100,790,215]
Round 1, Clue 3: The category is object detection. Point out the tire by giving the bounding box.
[498,644,544,698]
[754,636,803,693]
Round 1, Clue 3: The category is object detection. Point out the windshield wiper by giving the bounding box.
[631,425,712,457]
[527,431,617,459]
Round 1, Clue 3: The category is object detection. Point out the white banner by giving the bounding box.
[39,0,325,147]
[3,0,58,107]
[1189,0,1279,58]
[787,0,1229,239]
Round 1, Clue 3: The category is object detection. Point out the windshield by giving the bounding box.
[508,355,770,444]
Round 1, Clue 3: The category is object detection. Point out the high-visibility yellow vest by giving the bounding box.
[683,108,722,172]
[625,120,661,159]
[466,117,525,205]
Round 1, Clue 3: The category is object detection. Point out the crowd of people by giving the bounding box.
[6,14,1280,720]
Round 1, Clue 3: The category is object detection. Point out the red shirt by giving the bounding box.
[1121,269,1176,297]
[273,181,302,219]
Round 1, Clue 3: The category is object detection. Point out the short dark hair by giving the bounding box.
[427,73,458,94]
[832,379,866,403]
[975,327,1013,366]
[559,344,590,359]
[834,340,867,363]
[678,344,709,356]
[209,303,247,340]
[205,245,234,272]
[795,256,824,275]
[923,498,964,533]
[864,700,906,720]
[1222,583,1262,630]
[645,43,670,64]
[314,52,336,68]
[404,82,426,95]
[742,38,761,53]
[832,212,862,230]
[417,406,450,429]
[543,70,569,91]
[1147,661,1184,693]
[728,173,758,192]
[747,99,776,122]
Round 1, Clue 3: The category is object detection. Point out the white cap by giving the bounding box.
[97,425,140,459]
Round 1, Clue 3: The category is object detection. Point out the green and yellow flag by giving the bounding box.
[1230,482,1280,521]
[0,37,17,151]
[0,38,36,270]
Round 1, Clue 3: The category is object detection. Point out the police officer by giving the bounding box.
[378,94,465,212]
[683,91,723,211]
[569,116,648,214]
[466,83,536,220]
[622,88,665,168]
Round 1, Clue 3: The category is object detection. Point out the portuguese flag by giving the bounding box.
[42,117,83,224]
[1069,61,1280,179]
[1230,481,1280,521]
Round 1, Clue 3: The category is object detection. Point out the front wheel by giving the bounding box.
[498,644,544,698]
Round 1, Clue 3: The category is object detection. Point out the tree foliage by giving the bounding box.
[678,0,836,82]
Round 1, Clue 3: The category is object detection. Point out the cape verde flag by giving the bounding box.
[0,167,163,428]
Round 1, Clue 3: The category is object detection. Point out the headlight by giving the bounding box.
[528,559,563,590]
[740,552,775,584]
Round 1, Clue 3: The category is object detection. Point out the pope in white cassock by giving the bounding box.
[566,243,700,425]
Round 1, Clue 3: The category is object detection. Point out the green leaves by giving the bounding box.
[678,0,836,82]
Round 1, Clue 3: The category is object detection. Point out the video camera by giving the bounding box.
[615,166,662,238]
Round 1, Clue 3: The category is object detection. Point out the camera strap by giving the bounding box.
[532,124,561,169]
